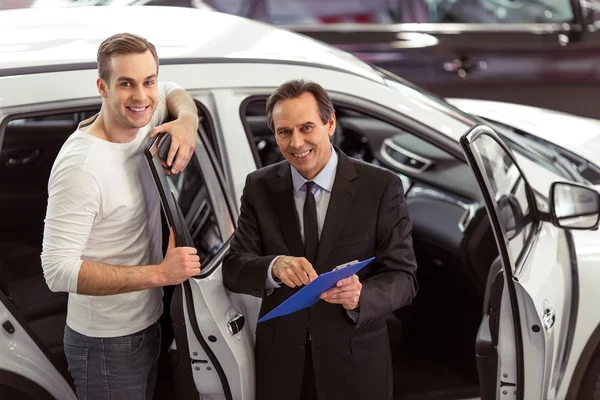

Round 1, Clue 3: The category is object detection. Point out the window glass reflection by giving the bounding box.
[205,0,573,24]
[473,134,534,268]
[166,155,224,265]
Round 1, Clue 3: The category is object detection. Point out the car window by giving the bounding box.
[206,0,573,24]
[167,156,222,263]
[426,0,574,24]
[470,132,536,269]
[206,0,399,23]
[164,128,234,266]
[584,0,600,19]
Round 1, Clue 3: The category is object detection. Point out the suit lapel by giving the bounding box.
[271,163,305,257]
[315,149,358,270]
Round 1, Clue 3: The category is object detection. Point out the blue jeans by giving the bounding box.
[63,321,161,400]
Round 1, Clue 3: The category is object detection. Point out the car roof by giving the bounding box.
[0,5,382,82]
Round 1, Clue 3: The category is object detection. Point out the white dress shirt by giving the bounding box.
[265,146,338,288]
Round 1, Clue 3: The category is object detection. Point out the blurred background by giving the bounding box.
[2,0,600,120]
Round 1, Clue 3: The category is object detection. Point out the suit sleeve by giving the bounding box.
[223,174,277,298]
[356,175,418,327]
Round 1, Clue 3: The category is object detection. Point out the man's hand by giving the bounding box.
[151,112,199,175]
[157,228,201,285]
[272,256,318,288]
[320,274,362,310]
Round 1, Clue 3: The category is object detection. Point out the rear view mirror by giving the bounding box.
[550,182,600,230]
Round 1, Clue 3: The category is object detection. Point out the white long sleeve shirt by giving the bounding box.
[41,81,180,337]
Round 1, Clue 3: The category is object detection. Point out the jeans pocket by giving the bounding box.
[64,344,88,400]
[104,331,145,354]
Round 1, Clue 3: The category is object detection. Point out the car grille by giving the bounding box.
[580,165,600,185]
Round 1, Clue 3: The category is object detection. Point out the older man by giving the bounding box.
[223,79,418,400]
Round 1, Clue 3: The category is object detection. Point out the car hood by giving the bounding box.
[447,98,600,167]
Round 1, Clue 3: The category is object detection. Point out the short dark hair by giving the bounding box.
[266,79,335,132]
[97,33,159,84]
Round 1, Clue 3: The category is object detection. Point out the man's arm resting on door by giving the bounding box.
[151,85,199,174]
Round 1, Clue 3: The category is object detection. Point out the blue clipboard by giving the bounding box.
[258,257,375,323]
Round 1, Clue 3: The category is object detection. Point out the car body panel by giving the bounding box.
[0,65,467,144]
[556,227,600,399]
[0,295,76,399]
[0,6,382,83]
[461,125,577,399]
[449,98,600,168]
[144,132,258,399]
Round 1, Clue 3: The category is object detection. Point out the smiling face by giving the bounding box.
[97,50,158,131]
[272,92,336,180]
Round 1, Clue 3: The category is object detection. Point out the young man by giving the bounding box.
[41,33,200,400]
[223,79,418,400]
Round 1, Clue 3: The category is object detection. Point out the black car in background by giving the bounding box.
[205,0,600,120]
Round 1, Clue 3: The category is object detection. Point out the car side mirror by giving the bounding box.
[550,182,600,230]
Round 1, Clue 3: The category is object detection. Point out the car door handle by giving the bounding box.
[226,314,245,336]
[442,56,486,78]
[6,149,41,167]
[542,307,556,331]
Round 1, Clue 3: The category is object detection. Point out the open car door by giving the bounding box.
[144,126,260,400]
[461,125,600,399]
[0,291,77,399]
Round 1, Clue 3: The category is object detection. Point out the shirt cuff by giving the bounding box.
[346,309,360,323]
[265,256,282,295]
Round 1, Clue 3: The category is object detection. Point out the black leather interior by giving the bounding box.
[0,241,68,370]
[0,115,79,375]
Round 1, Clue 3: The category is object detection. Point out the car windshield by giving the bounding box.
[375,67,582,183]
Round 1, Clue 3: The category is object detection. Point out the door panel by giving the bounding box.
[423,0,600,119]
[0,291,76,399]
[461,125,574,399]
[430,25,600,119]
[476,257,503,399]
[145,130,257,400]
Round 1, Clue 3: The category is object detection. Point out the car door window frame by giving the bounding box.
[145,126,235,279]
[461,125,541,274]
[459,124,546,400]
[144,115,238,400]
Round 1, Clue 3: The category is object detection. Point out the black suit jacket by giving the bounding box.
[223,147,418,400]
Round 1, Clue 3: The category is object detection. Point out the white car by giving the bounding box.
[1,6,600,400]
